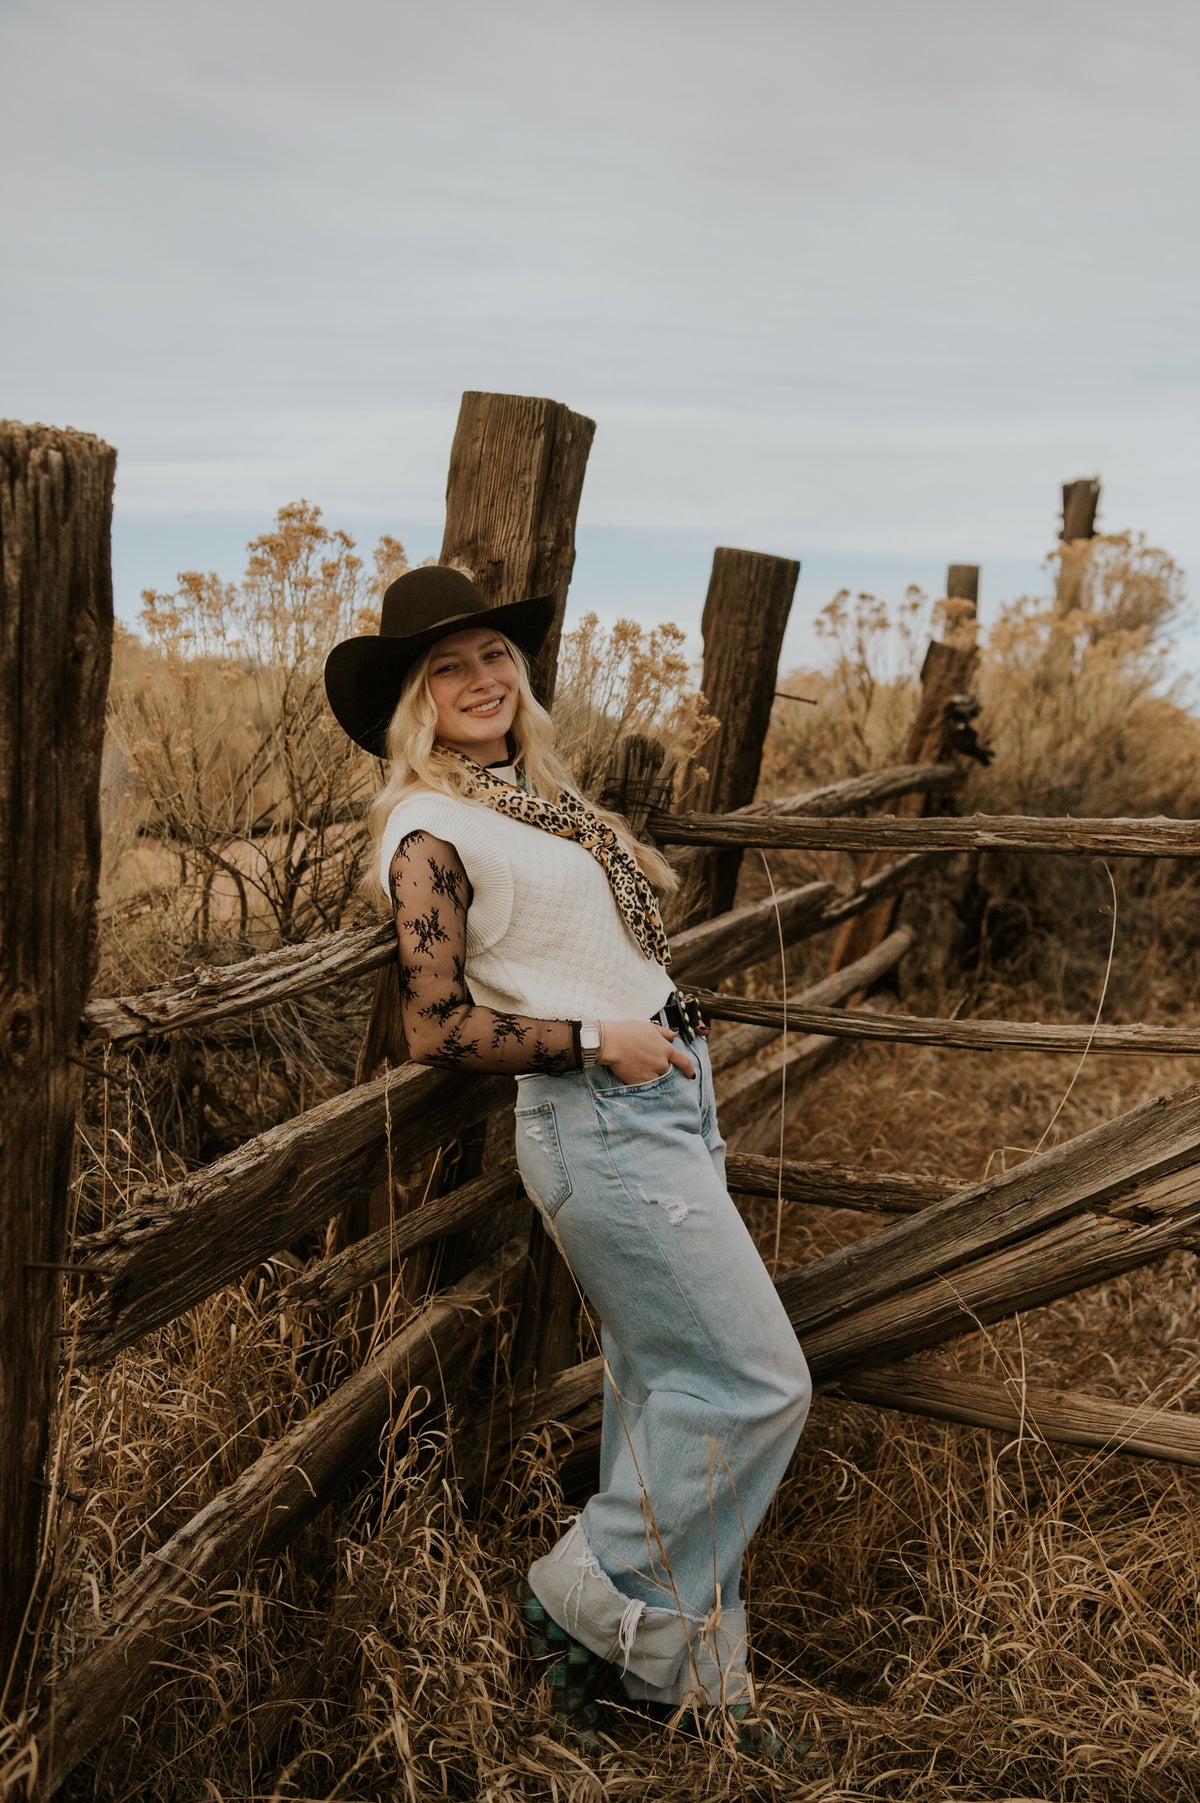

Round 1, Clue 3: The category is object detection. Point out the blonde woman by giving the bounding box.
[324,566,812,1756]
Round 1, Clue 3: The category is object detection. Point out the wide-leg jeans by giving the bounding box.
[514,1032,812,1708]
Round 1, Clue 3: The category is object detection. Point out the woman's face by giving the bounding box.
[425,626,520,763]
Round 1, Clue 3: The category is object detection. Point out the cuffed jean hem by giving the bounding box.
[528,1520,751,1708]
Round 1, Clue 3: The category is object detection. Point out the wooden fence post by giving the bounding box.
[442,394,597,1382]
[356,393,596,1383]
[826,563,980,977]
[674,547,799,925]
[440,390,596,704]
[1054,476,1100,615]
[0,421,115,1689]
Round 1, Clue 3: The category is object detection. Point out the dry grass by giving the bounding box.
[8,529,1200,1801]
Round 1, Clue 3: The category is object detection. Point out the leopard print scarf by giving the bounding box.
[446,750,671,967]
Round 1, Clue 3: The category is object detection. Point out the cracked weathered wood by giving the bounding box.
[650,810,1200,858]
[777,1081,1200,1347]
[71,1067,515,1363]
[723,1150,957,1216]
[799,1199,1200,1379]
[739,762,961,820]
[83,920,396,1045]
[837,1363,1200,1467]
[499,1344,1200,1493]
[285,1162,524,1308]
[440,390,595,703]
[694,990,1200,1056]
[39,1243,522,1798]
[0,420,115,1683]
[679,546,799,921]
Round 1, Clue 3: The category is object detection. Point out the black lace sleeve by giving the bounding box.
[389,830,579,1075]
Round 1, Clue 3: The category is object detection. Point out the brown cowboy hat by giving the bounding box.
[324,566,556,757]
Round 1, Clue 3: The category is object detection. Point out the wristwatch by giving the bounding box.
[579,1022,603,1067]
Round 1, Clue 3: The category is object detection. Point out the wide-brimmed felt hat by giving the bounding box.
[324,565,556,757]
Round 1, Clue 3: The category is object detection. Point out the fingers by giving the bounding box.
[667,1041,696,1080]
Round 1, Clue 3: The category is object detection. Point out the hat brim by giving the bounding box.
[324,591,557,757]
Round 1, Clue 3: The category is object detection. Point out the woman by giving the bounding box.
[324,565,812,1751]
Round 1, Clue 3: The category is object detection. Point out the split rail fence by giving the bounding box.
[3,412,1199,1795]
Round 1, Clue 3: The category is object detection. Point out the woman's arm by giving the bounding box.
[389,830,578,1074]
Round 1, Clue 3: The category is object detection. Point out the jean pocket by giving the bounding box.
[514,1101,573,1217]
[593,1066,676,1099]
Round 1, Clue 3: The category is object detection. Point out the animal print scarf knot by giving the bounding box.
[446,750,671,967]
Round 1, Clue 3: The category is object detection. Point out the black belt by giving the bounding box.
[654,990,705,1041]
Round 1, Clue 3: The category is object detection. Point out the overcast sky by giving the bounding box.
[4,0,1197,672]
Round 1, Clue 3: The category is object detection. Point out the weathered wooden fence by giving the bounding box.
[4,412,1199,1795]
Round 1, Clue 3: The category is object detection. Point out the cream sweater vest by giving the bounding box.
[379,792,673,1023]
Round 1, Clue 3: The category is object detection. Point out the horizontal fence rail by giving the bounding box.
[70,1066,515,1364]
[83,920,396,1045]
[695,989,1200,1056]
[837,1364,1200,1469]
[649,809,1200,859]
[724,760,961,819]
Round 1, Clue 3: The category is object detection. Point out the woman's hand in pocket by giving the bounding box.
[598,1019,695,1085]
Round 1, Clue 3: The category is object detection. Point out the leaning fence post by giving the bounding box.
[674,547,799,927]
[826,562,981,978]
[0,421,115,1690]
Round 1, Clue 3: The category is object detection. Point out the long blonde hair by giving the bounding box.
[366,633,678,895]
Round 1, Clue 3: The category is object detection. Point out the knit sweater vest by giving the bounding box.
[379,792,674,1023]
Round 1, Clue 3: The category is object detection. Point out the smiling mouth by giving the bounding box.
[463,697,505,716]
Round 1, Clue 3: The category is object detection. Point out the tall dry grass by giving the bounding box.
[7,521,1200,1801]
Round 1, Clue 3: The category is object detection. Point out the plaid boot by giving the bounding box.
[515,1578,605,1749]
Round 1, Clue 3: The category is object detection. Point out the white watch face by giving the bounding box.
[580,1026,602,1052]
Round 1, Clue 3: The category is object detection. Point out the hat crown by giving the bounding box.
[381,566,488,639]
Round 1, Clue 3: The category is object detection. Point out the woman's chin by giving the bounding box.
[442,729,510,764]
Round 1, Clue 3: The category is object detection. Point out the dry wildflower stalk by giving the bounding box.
[553,612,716,801]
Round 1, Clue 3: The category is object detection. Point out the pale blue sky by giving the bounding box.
[3,0,1196,673]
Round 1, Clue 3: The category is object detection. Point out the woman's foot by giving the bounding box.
[514,1578,605,1750]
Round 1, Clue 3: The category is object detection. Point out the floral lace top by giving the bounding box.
[389,829,578,1075]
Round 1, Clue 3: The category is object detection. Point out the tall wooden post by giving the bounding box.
[0,422,115,1686]
[359,393,596,1390]
[1055,477,1100,615]
[440,391,595,703]
[441,395,595,1385]
[682,548,800,923]
[946,564,980,614]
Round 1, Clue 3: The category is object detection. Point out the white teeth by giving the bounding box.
[465,698,502,714]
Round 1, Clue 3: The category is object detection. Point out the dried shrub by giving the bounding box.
[553,612,716,800]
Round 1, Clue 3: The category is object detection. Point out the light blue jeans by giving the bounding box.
[514,1031,812,1708]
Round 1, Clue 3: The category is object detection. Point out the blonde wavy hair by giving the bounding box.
[366,632,678,895]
